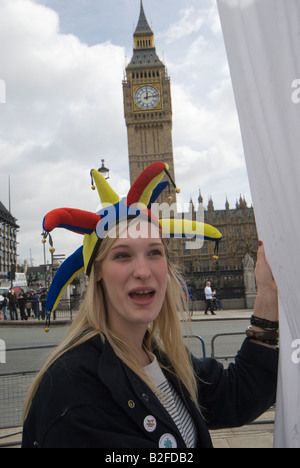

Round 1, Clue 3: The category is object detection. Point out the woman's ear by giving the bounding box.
[96,266,102,283]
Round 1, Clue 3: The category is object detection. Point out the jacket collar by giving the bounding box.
[96,335,212,448]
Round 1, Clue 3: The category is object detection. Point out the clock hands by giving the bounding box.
[143,90,159,101]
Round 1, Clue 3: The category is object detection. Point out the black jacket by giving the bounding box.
[22,335,278,448]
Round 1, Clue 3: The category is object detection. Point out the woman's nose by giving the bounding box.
[132,258,151,280]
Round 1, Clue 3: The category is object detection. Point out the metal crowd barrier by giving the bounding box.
[0,333,274,446]
[211,332,245,360]
[0,345,57,431]
[183,334,206,358]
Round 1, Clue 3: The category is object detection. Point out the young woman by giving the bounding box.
[22,163,279,448]
[22,217,278,448]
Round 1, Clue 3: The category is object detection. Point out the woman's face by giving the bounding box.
[98,220,168,340]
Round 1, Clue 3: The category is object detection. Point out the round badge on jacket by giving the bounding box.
[143,415,157,432]
[159,433,177,448]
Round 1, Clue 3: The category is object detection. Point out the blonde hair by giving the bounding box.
[23,227,199,421]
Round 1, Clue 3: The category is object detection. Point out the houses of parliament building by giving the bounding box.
[121,2,258,302]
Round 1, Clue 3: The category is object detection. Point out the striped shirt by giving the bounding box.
[144,355,197,448]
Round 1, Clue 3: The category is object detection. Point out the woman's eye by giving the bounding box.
[114,252,130,260]
[149,249,163,256]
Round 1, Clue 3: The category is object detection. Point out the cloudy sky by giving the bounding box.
[0,0,251,267]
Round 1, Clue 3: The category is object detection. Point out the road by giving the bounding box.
[0,319,248,374]
[0,325,68,374]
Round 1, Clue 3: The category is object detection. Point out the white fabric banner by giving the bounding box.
[217,0,300,448]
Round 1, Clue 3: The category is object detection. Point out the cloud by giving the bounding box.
[0,0,128,266]
[159,0,222,45]
[162,7,205,44]
[171,77,249,208]
[160,1,230,103]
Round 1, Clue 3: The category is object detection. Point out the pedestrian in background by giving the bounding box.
[212,289,223,310]
[204,281,216,315]
[31,291,39,319]
[25,292,32,318]
[8,288,19,320]
[18,289,28,321]
[0,293,8,320]
[40,290,47,321]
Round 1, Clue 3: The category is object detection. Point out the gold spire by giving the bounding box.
[134,0,155,50]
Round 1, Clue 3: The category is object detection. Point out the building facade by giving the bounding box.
[182,195,258,301]
[0,201,19,279]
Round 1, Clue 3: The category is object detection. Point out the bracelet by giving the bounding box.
[250,315,279,331]
[246,326,279,346]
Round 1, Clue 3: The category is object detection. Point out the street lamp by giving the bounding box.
[98,159,110,180]
[41,231,47,286]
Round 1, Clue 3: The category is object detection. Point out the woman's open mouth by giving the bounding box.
[128,289,156,304]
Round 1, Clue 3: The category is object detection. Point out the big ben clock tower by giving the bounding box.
[123,1,177,203]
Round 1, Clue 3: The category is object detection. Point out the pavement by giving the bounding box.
[0,308,253,326]
[0,308,276,448]
[210,409,275,448]
[188,308,252,322]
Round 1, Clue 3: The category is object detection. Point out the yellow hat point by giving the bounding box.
[49,247,55,254]
[213,255,219,261]
[91,185,96,191]
[91,169,120,206]
[176,188,181,194]
[168,196,173,202]
[44,327,50,333]
[42,238,46,244]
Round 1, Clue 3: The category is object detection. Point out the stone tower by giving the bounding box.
[123,1,176,203]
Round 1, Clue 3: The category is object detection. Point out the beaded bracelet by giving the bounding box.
[250,315,279,331]
[246,326,279,346]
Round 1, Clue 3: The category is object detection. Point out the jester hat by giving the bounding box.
[42,162,222,321]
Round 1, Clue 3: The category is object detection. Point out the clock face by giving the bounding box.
[135,85,160,110]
